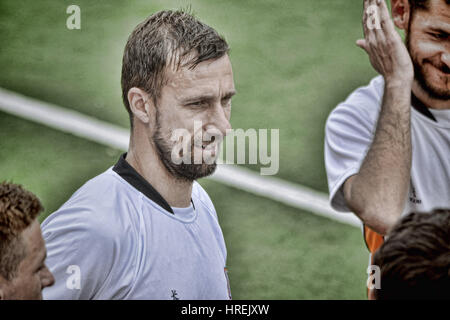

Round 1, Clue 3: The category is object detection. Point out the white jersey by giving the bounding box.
[325,76,450,250]
[41,154,231,300]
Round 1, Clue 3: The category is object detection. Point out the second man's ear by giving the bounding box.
[127,87,154,125]
[391,0,411,30]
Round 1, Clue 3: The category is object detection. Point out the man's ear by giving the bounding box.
[127,88,155,125]
[391,0,411,30]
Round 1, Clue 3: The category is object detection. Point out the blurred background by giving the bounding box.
[0,0,379,299]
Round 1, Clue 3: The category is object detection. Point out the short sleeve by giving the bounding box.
[324,77,383,212]
[41,207,116,300]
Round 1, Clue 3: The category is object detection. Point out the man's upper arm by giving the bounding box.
[341,175,357,211]
[41,208,116,300]
[324,93,379,212]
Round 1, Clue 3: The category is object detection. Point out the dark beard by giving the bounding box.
[406,33,450,100]
[152,111,217,182]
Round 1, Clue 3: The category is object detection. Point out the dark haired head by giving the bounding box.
[121,10,229,127]
[373,209,450,300]
[409,0,430,10]
[0,182,43,280]
[408,0,450,12]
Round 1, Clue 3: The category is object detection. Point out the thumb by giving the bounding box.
[356,39,368,52]
[356,39,369,54]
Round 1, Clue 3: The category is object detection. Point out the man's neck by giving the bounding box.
[412,81,450,110]
[126,132,193,208]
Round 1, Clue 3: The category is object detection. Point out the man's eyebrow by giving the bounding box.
[182,94,216,103]
[181,91,236,103]
[429,27,450,34]
[222,90,237,99]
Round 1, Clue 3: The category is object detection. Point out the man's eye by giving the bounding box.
[222,98,232,107]
[431,32,447,39]
[186,102,205,108]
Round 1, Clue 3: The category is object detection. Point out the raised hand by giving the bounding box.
[356,0,414,85]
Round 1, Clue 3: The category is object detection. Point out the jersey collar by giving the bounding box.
[411,93,438,123]
[113,153,174,214]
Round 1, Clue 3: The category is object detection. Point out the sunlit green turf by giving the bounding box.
[0,113,368,299]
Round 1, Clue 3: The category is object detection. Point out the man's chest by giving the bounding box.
[406,123,450,213]
[123,214,230,300]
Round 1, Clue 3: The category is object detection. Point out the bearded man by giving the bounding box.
[42,10,235,300]
[325,0,450,283]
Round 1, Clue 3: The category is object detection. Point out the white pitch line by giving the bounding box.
[0,87,361,228]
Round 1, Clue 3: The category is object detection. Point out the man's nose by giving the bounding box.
[209,103,232,137]
[41,266,55,288]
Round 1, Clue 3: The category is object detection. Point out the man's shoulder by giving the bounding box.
[343,75,383,109]
[42,167,137,238]
[326,76,384,129]
[71,167,126,200]
[192,181,218,219]
[56,166,138,208]
[192,181,212,206]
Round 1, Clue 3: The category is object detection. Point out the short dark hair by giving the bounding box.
[409,0,430,10]
[0,182,43,280]
[409,0,450,11]
[121,10,229,127]
[373,209,450,300]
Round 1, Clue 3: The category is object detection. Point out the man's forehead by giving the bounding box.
[418,17,450,29]
[22,222,45,260]
[164,55,234,93]
[415,4,450,29]
[427,0,450,20]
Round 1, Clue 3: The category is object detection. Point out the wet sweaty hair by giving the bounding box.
[408,0,450,12]
[121,9,229,128]
[0,182,43,281]
[373,209,450,300]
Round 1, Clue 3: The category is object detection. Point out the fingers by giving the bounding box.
[363,0,370,14]
[359,0,382,73]
[378,0,396,36]
[359,0,374,53]
[366,0,378,50]
[358,0,413,79]
[373,1,387,47]
[359,1,386,54]
[363,0,389,49]
[362,0,370,38]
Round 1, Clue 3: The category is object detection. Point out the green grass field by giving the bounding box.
[0,0,374,299]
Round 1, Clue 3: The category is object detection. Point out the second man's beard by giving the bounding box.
[407,34,450,100]
[152,118,217,182]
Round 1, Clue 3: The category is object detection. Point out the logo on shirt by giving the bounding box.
[409,183,422,204]
[171,289,180,300]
